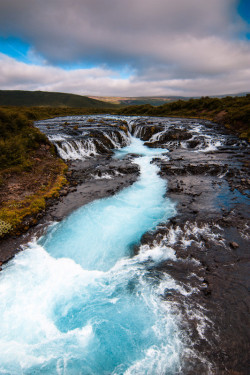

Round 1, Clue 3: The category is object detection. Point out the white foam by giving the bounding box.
[92,172,113,180]
[55,139,97,160]
[137,244,176,263]
[48,134,71,142]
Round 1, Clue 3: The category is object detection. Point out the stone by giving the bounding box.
[230,241,239,249]
[60,189,68,196]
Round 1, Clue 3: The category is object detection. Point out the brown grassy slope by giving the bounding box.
[0,108,67,238]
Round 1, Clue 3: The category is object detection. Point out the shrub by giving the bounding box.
[0,220,12,237]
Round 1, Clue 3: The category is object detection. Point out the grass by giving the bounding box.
[0,105,118,122]
[0,107,68,238]
[0,163,67,237]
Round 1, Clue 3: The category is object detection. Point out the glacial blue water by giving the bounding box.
[40,138,174,271]
[0,138,183,375]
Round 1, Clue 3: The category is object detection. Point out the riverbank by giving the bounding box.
[139,121,250,373]
[0,152,140,264]
[0,109,70,247]
[0,115,249,373]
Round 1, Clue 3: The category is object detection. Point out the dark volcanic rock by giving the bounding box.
[230,241,239,249]
[131,123,163,140]
[145,128,192,148]
[133,118,249,374]
[1,115,249,374]
[160,162,227,176]
[160,129,193,142]
[186,138,200,148]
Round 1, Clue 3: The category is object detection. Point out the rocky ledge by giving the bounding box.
[132,118,249,374]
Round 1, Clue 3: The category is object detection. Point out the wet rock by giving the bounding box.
[230,241,239,249]
[145,129,192,148]
[60,188,69,196]
[131,124,163,140]
[161,129,193,142]
[186,139,200,148]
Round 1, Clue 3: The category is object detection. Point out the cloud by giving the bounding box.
[0,0,249,95]
[1,53,250,97]
[0,0,247,65]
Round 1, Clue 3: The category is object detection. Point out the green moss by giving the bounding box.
[0,220,12,237]
[119,125,128,133]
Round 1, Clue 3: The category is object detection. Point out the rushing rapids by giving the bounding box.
[0,115,249,374]
[37,116,131,160]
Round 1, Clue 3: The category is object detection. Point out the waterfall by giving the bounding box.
[48,130,131,160]
[0,137,184,375]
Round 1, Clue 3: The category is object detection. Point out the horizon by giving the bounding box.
[0,0,250,97]
[1,88,249,100]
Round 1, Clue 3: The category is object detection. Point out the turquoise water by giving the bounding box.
[0,138,182,374]
[40,138,173,271]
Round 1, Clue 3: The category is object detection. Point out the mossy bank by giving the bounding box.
[0,108,68,239]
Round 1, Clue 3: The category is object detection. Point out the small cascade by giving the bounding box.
[54,139,98,160]
[149,129,167,142]
[43,123,132,160]
[102,130,130,149]
[132,125,146,138]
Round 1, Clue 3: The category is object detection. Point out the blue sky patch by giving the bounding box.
[238,0,250,24]
[0,37,31,62]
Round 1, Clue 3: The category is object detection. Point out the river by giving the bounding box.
[0,115,249,374]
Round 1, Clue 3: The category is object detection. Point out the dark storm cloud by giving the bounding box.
[0,0,246,65]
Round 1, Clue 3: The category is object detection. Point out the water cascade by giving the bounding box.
[0,136,184,375]
[36,116,132,160]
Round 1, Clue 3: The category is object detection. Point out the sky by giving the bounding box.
[0,0,249,97]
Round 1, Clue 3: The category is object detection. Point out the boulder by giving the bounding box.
[230,241,239,249]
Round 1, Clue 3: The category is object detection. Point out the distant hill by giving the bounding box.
[1,90,248,108]
[90,93,249,107]
[0,90,117,108]
[89,96,186,106]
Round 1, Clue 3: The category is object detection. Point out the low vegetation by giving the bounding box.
[0,105,117,122]
[118,95,250,140]
[0,108,67,238]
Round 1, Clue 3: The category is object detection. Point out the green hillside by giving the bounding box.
[0,90,117,108]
